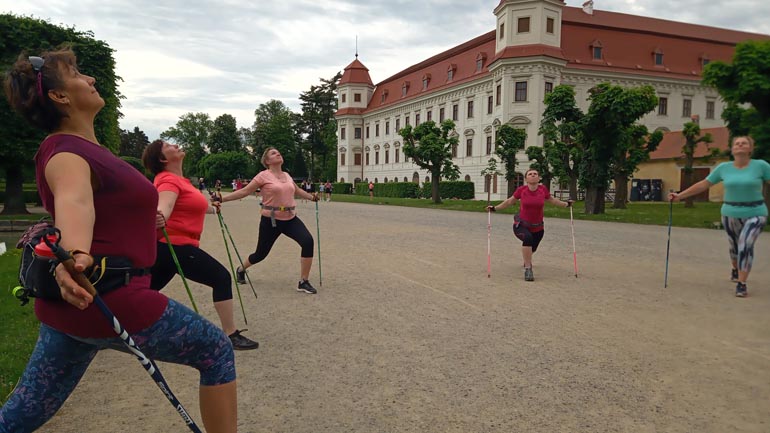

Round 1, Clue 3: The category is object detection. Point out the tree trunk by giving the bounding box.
[1,164,30,215]
[684,169,695,208]
[431,171,442,204]
[613,175,628,209]
[584,186,606,214]
[542,176,552,193]
[568,176,578,201]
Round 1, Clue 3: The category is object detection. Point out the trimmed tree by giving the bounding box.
[680,121,715,208]
[160,112,213,176]
[539,85,583,201]
[480,157,502,203]
[580,83,658,214]
[702,39,770,208]
[495,124,527,195]
[400,120,460,204]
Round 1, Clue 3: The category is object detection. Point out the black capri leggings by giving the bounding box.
[513,223,545,253]
[248,215,314,264]
[150,242,233,302]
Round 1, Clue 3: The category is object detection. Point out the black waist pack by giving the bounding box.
[15,220,148,306]
[514,213,544,229]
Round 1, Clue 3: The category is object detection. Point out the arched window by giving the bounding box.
[464,175,471,182]
[413,172,420,183]
[384,177,388,183]
[404,177,408,182]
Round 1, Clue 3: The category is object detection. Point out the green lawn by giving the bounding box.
[0,249,39,405]
[330,194,769,231]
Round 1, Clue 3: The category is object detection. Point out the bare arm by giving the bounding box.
[45,152,96,309]
[546,196,571,208]
[222,178,260,202]
[669,179,713,202]
[294,182,318,201]
[490,194,519,211]
[157,190,179,222]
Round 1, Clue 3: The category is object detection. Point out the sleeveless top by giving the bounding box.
[33,134,168,338]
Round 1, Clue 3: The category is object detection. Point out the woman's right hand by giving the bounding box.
[55,254,94,310]
[486,205,496,212]
[155,210,166,228]
[668,192,681,202]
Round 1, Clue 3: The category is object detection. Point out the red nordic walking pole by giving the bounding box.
[487,208,492,278]
[569,204,578,278]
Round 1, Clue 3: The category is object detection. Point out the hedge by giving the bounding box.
[420,181,475,199]
[354,182,421,198]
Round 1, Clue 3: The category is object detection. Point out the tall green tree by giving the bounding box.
[0,14,122,214]
[580,83,658,214]
[525,146,553,192]
[160,112,213,176]
[703,39,770,207]
[119,126,149,158]
[209,113,241,153]
[400,120,460,204]
[611,125,663,209]
[680,121,716,208]
[198,151,253,184]
[495,124,527,195]
[298,72,341,180]
[539,85,583,201]
[252,100,300,173]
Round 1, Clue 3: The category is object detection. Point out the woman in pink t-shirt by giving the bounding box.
[142,140,258,350]
[218,147,320,294]
[486,168,572,282]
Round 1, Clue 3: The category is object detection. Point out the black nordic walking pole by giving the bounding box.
[314,199,323,287]
[664,190,674,288]
[218,211,258,300]
[161,227,199,313]
[43,230,202,433]
[216,212,248,324]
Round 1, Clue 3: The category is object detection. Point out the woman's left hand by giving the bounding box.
[155,210,166,228]
[311,193,320,202]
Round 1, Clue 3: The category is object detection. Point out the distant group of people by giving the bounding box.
[300,179,333,202]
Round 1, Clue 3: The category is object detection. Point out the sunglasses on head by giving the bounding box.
[28,56,45,98]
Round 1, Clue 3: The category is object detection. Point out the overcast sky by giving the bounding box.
[2,0,768,140]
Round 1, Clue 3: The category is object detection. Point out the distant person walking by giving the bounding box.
[486,168,572,281]
[669,135,770,297]
[324,181,333,202]
[216,147,321,294]
[369,181,374,201]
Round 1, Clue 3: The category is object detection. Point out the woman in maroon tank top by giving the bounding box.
[486,168,573,282]
[1,48,237,432]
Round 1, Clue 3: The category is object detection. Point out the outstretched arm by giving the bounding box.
[669,179,712,202]
[487,195,518,212]
[222,178,260,202]
[546,196,572,208]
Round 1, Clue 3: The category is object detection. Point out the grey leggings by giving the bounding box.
[722,215,767,273]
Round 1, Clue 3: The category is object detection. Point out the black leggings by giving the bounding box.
[150,242,233,302]
[513,224,545,252]
[248,216,314,264]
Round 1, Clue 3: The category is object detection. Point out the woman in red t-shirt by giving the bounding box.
[486,168,572,281]
[2,48,237,432]
[142,140,258,350]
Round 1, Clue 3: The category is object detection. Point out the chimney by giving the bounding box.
[582,0,594,15]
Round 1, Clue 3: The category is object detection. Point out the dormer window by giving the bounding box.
[590,40,603,60]
[700,54,711,68]
[422,74,431,90]
[447,64,457,81]
[381,89,389,103]
[653,48,664,66]
[475,52,487,72]
[401,81,410,97]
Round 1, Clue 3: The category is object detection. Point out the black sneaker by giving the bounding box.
[735,282,747,298]
[235,266,246,284]
[524,267,534,282]
[297,279,317,294]
[730,268,739,281]
[228,330,259,350]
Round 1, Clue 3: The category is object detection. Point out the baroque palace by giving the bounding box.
[335,0,768,200]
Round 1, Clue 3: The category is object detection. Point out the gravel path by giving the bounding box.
[36,197,770,433]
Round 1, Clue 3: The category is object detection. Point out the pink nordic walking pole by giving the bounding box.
[487,208,492,278]
[569,204,578,278]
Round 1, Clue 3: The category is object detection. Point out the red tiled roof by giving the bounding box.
[339,58,373,86]
[335,107,366,116]
[346,5,769,115]
[649,126,730,160]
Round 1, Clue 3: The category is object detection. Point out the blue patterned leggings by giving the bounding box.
[0,299,235,433]
[722,215,767,273]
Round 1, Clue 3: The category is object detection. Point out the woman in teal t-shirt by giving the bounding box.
[670,136,770,297]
